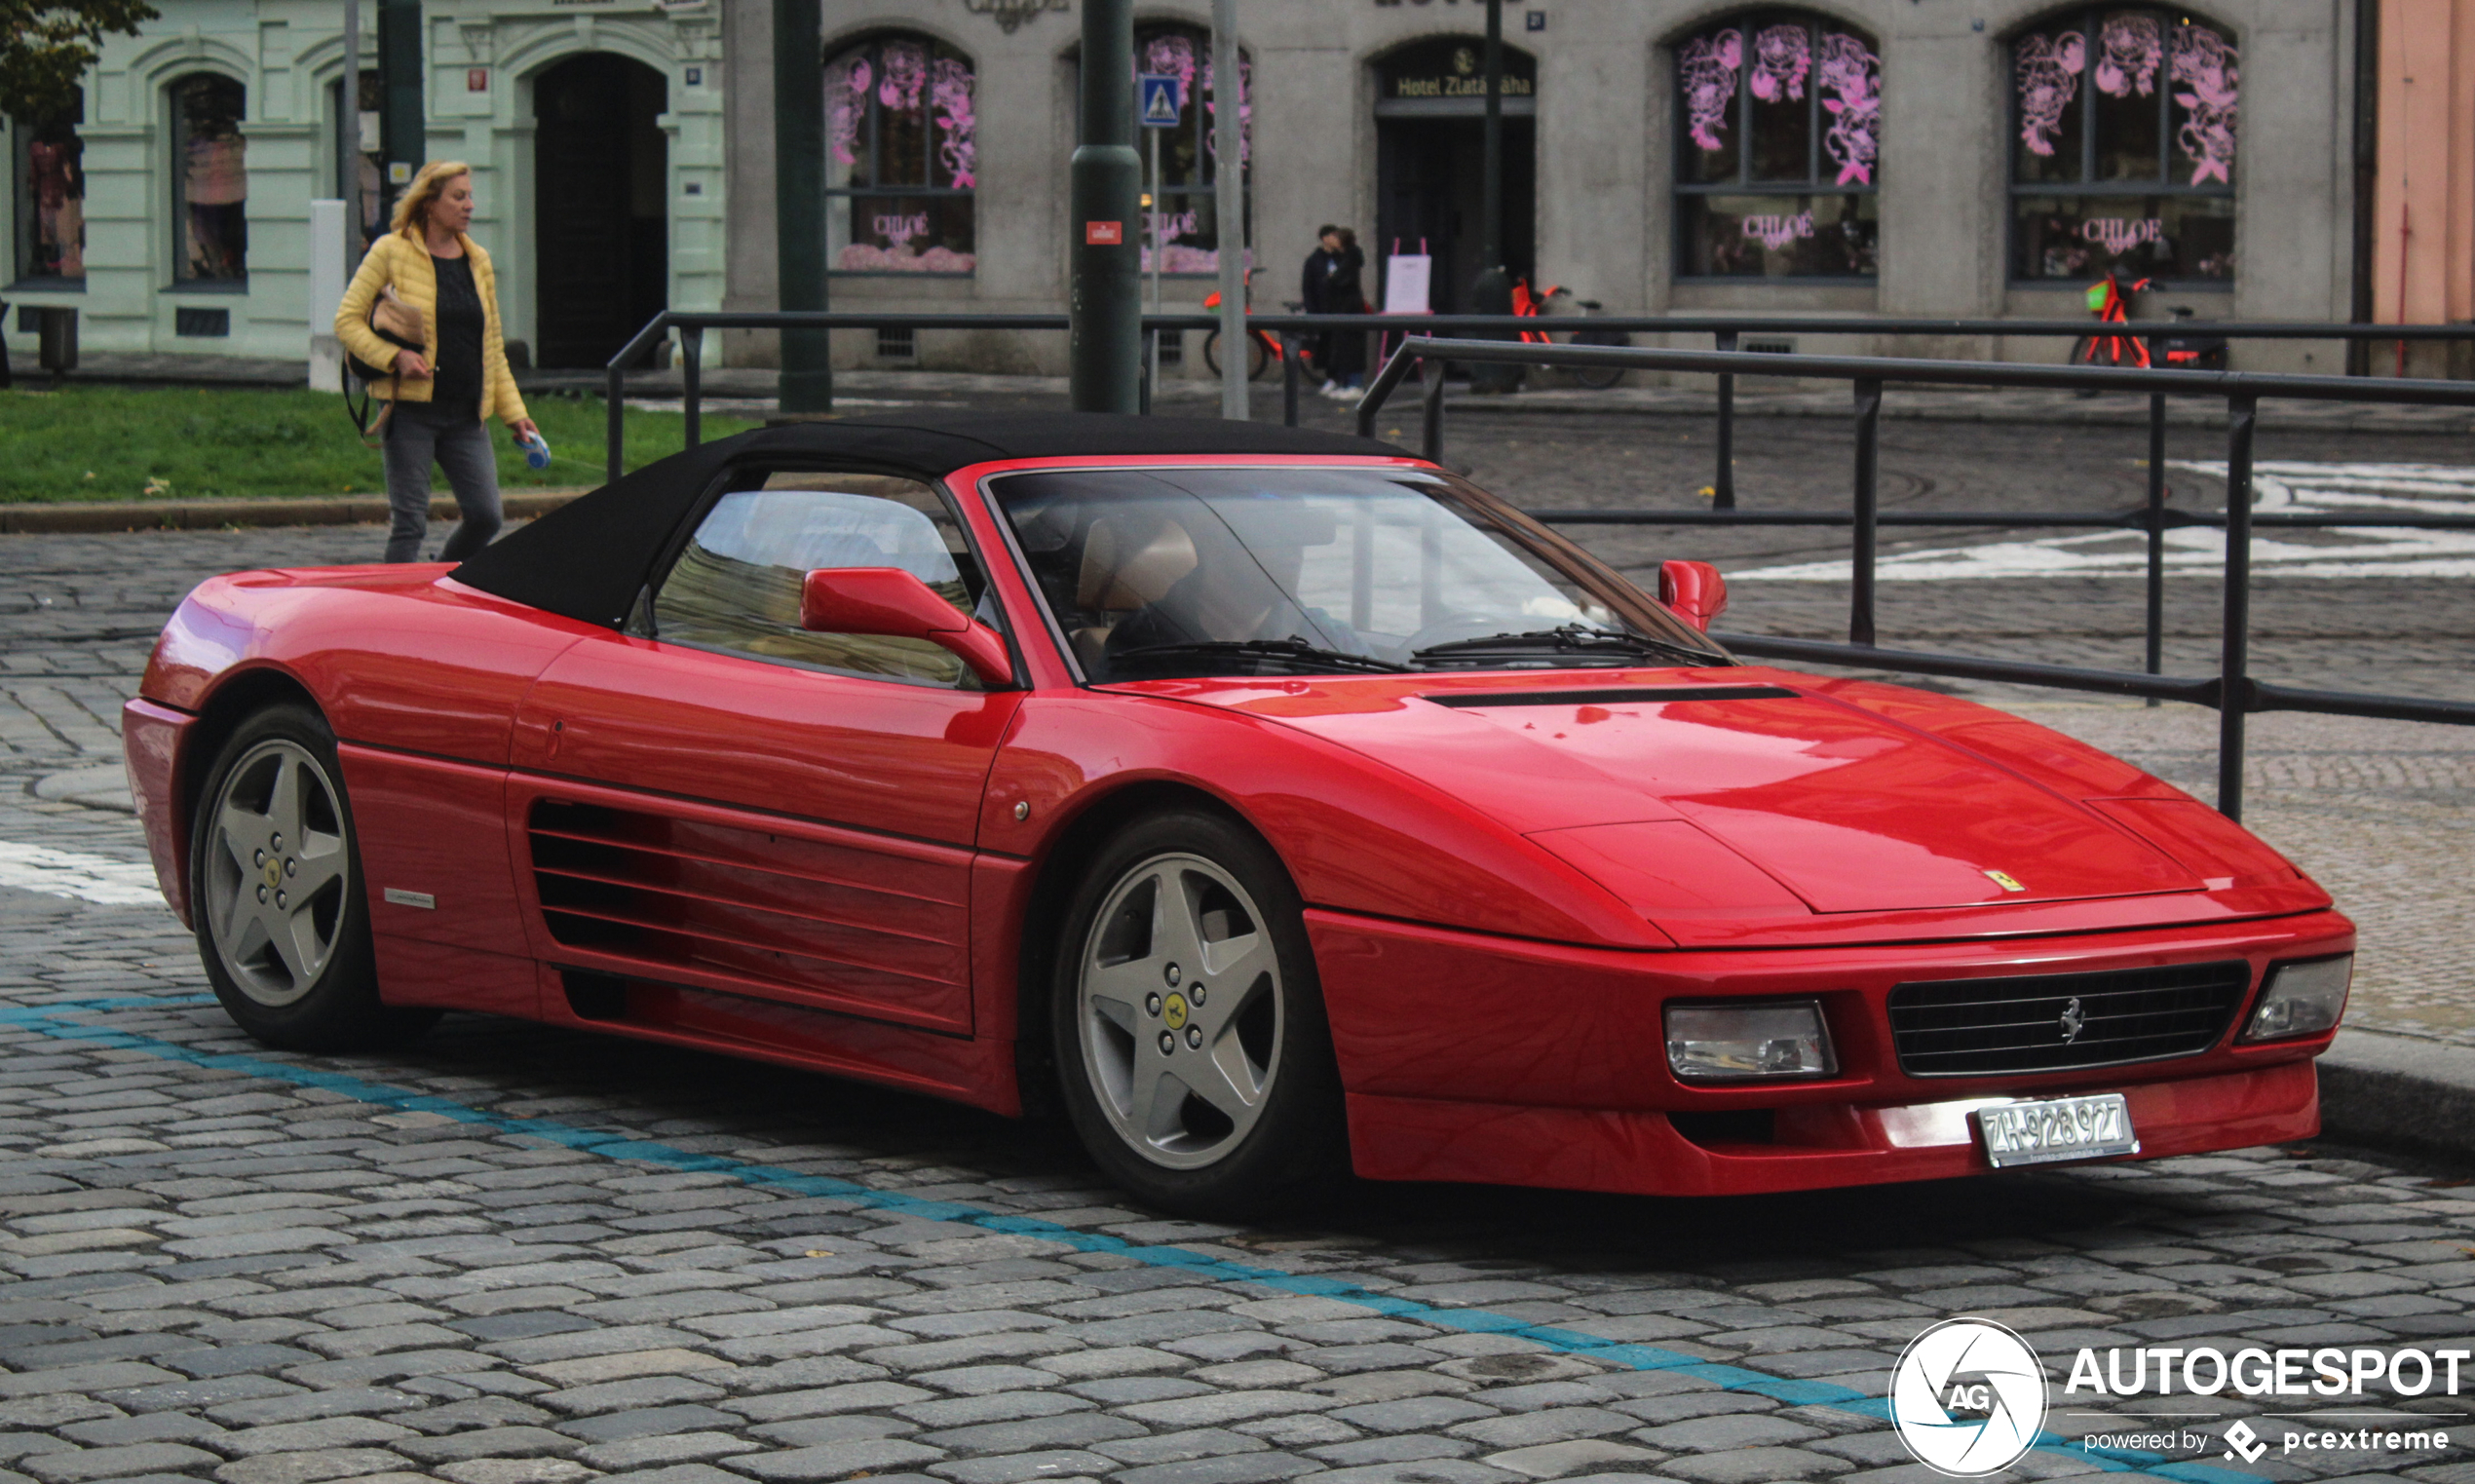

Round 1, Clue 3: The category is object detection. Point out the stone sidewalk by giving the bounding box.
[5,522,2475,1484]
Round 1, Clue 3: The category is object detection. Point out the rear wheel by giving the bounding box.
[1051,811,1346,1216]
[1571,327,1629,389]
[191,704,437,1050]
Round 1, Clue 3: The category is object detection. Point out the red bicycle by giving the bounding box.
[1200,270,1293,381]
[2073,274,2153,369]
[1512,281,1628,389]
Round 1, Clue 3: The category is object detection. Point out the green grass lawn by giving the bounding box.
[0,385,758,503]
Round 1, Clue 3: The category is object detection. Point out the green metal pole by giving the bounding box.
[1072,0,1141,412]
[775,0,830,412]
[341,0,362,261]
[1468,0,1517,392]
[375,0,422,225]
[1211,0,1246,420]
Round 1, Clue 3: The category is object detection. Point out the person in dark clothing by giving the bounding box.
[1302,226,1369,396]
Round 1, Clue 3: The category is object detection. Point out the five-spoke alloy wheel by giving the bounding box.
[191,704,432,1049]
[1053,810,1344,1215]
[202,737,352,1005]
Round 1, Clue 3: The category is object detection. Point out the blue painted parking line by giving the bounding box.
[0,995,2264,1484]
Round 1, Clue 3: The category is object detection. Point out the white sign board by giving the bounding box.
[1383,253,1432,315]
[307,198,346,392]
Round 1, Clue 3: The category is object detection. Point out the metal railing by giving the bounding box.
[598,304,2475,467]
[597,309,2475,820]
[603,309,2475,500]
[1351,336,2475,820]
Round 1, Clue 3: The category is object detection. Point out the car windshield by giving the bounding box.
[990,466,1730,682]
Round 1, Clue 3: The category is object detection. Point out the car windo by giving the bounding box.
[125,413,2352,1216]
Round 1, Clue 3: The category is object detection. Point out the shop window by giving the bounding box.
[10,95,85,282]
[171,73,248,284]
[1674,12,1880,279]
[2009,7,2236,284]
[1133,24,1250,275]
[826,34,975,274]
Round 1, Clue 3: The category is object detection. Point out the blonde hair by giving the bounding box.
[390,160,472,236]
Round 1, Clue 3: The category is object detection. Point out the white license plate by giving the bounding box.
[1975,1093,2139,1168]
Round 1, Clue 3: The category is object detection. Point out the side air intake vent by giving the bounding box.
[525,799,967,1025]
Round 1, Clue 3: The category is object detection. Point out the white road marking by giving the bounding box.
[0,841,170,907]
[1732,460,2475,581]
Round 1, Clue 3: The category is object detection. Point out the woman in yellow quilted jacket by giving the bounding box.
[335,161,541,563]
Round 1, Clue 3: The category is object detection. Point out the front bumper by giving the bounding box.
[1310,905,2351,1197]
[123,698,196,926]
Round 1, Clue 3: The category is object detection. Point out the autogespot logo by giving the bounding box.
[1890,1319,2049,1477]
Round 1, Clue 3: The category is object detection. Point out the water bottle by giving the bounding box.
[520,431,552,471]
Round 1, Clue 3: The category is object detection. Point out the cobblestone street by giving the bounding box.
[5,411,2474,1484]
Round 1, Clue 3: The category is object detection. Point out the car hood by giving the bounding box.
[1114,669,2204,916]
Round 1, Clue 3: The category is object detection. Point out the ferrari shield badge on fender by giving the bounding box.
[1983,869,2027,893]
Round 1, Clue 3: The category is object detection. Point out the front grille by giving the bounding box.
[1886,961,2251,1077]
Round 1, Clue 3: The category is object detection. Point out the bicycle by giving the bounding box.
[2072,274,2153,369]
[1200,270,1291,381]
[1514,282,1630,389]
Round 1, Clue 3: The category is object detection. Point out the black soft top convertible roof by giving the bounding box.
[450,411,1409,629]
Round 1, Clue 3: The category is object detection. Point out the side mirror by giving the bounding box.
[1657,559,1728,632]
[799,567,1014,686]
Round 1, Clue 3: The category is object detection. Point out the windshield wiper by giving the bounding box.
[1108,638,1408,675]
[1410,624,1720,666]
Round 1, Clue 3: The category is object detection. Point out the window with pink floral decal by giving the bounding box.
[2009,7,2235,284]
[1132,23,1249,275]
[9,91,85,283]
[825,34,975,274]
[171,74,248,285]
[1673,11,1879,280]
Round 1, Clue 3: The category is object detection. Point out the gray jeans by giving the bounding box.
[382,400,503,564]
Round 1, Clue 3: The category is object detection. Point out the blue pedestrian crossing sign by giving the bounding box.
[1139,74,1184,127]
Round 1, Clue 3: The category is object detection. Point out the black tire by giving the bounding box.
[1050,810,1347,1217]
[2068,334,2114,396]
[189,702,438,1051]
[1572,328,1629,389]
[1201,331,1275,381]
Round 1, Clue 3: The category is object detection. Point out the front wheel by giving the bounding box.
[1051,811,1346,1216]
[2068,333,2122,396]
[191,703,436,1050]
[1202,330,1274,381]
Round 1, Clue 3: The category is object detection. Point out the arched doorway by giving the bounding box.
[1372,38,1536,315]
[533,53,667,367]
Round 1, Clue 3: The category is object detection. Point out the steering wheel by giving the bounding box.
[1386,612,1512,662]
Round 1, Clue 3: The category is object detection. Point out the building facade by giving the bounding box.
[2369,0,2473,378]
[724,0,2366,376]
[2,0,727,370]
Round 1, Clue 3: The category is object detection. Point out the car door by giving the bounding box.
[506,467,1024,1036]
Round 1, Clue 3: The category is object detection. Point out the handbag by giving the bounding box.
[350,285,424,383]
[344,284,425,444]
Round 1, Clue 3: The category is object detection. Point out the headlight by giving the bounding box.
[1665,1000,1837,1082]
[2238,955,2352,1043]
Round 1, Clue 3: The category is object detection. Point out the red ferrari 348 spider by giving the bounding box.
[124,413,2352,1214]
